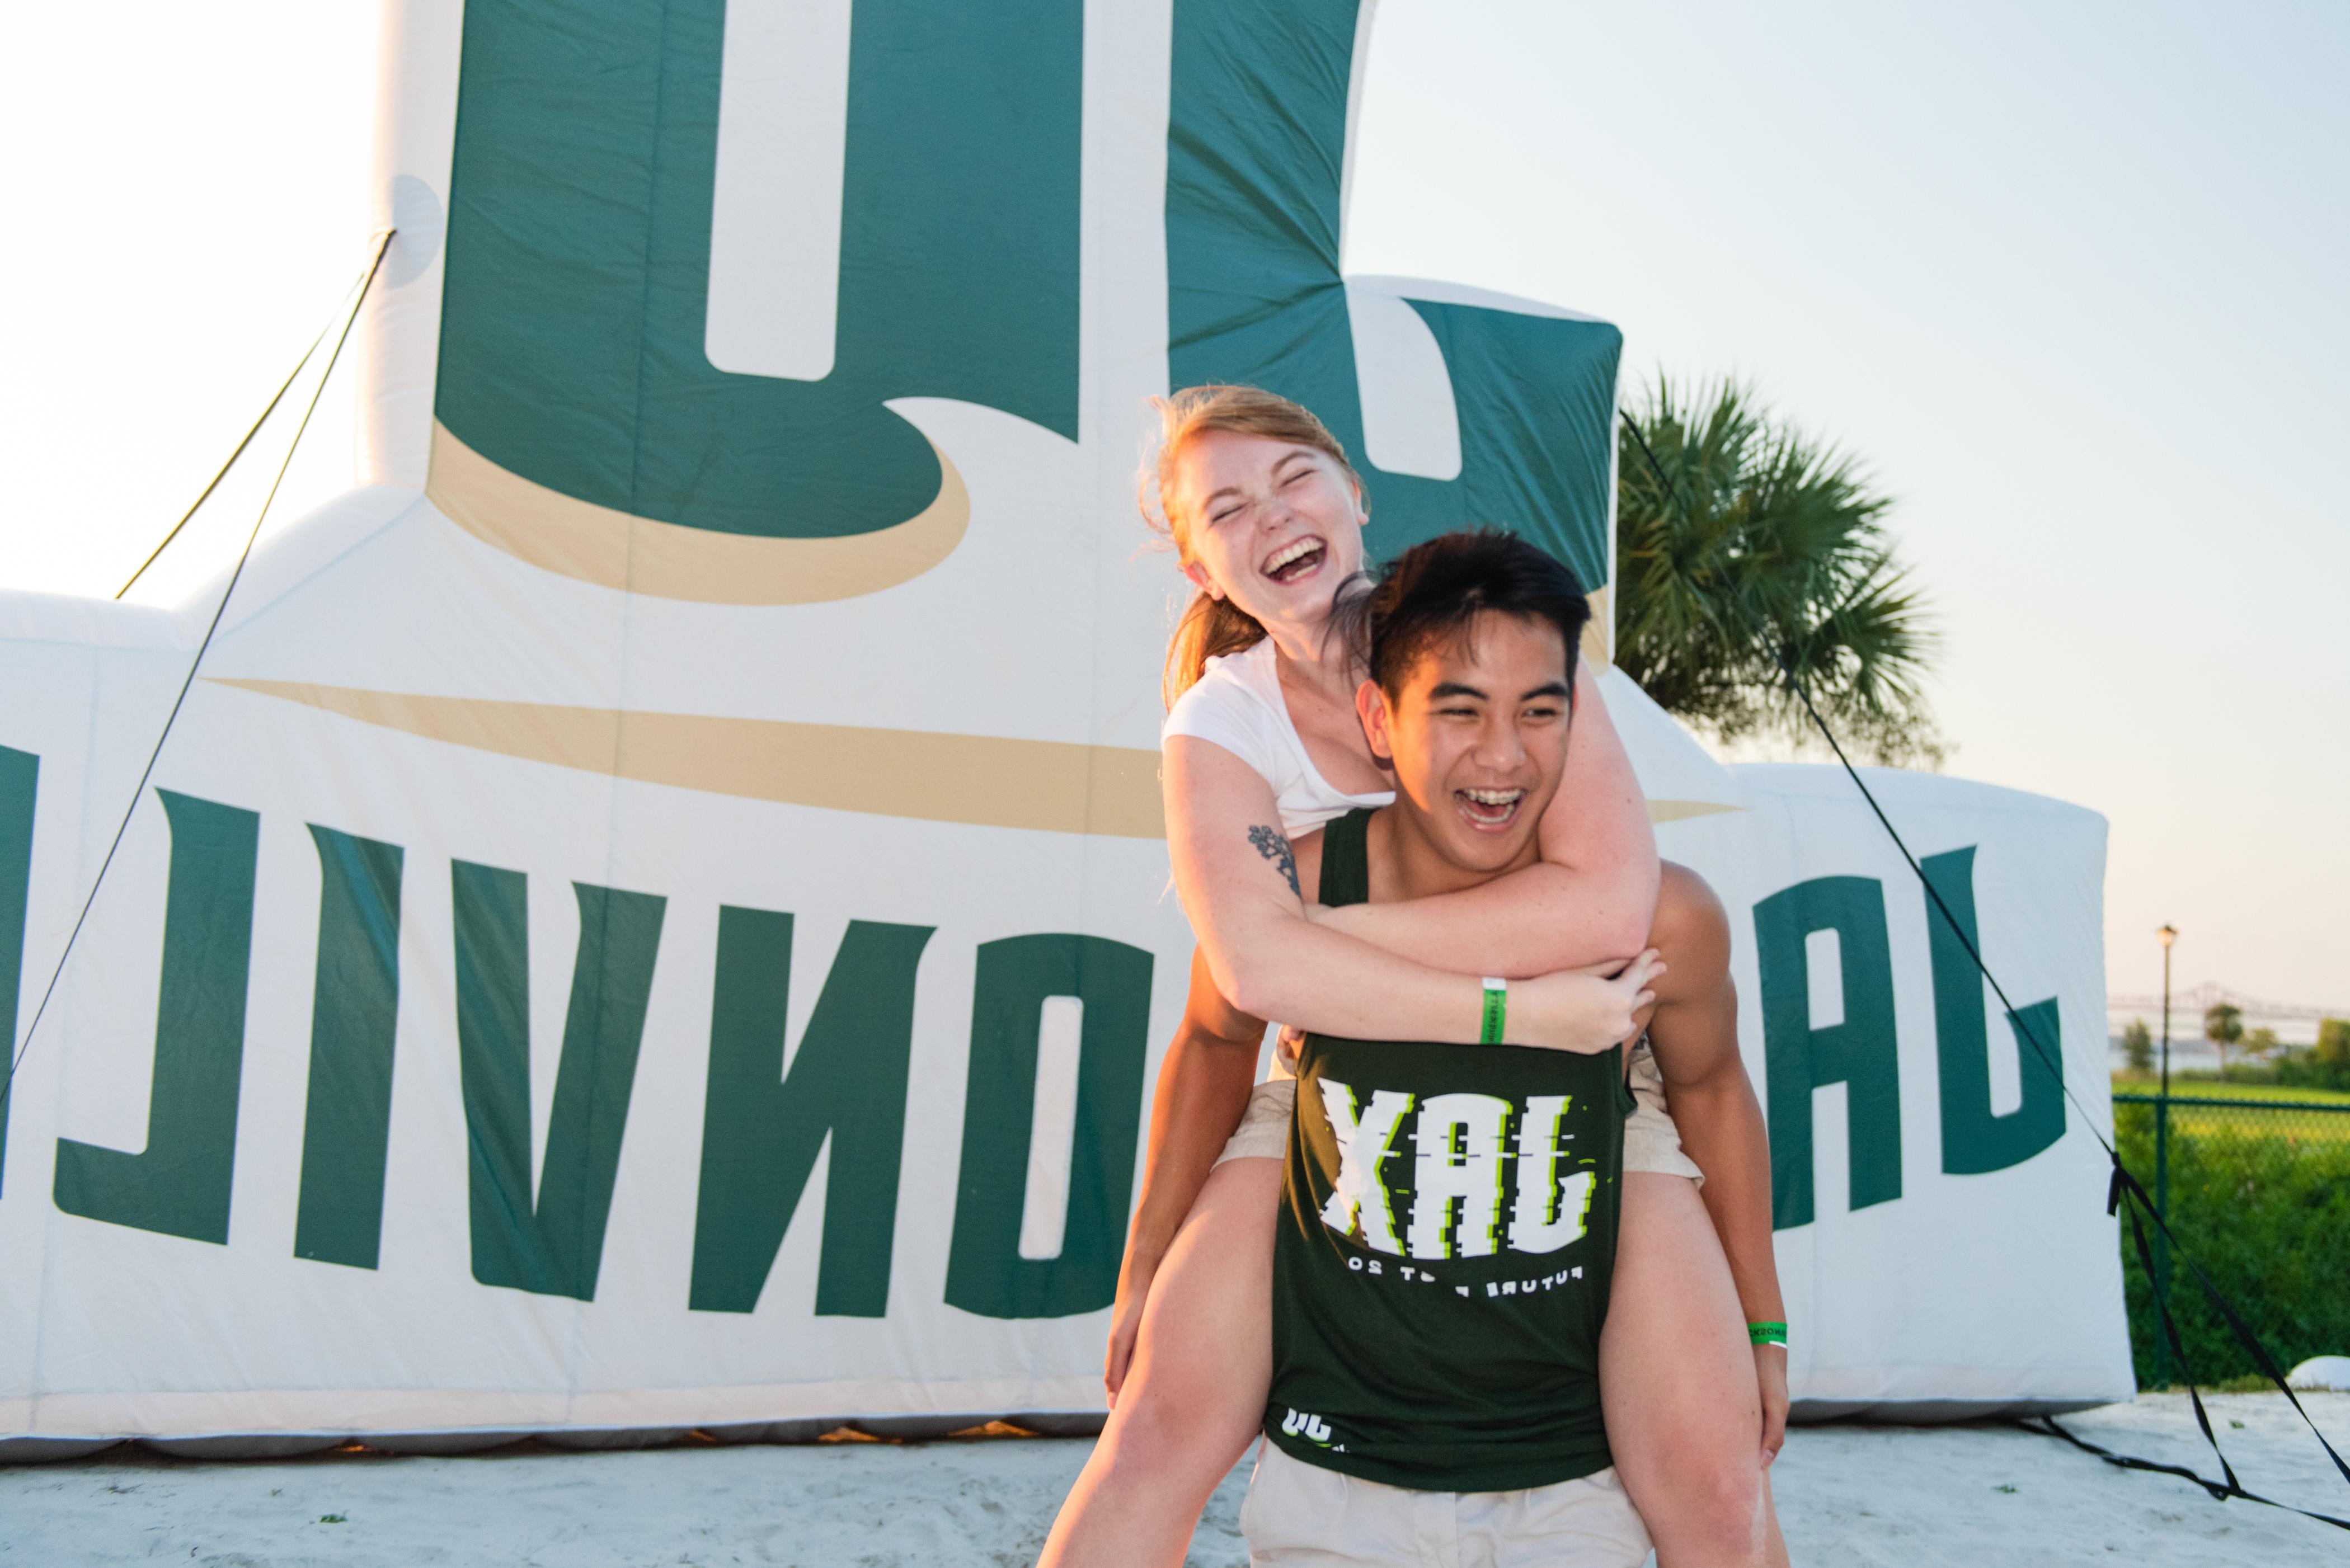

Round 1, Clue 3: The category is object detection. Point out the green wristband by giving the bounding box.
[1479,977,1507,1045]
[1748,1321,1788,1348]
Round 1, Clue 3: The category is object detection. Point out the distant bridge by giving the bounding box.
[2107,983,2346,1042]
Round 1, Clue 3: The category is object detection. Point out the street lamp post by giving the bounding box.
[2159,925,2175,1098]
[2153,923,2177,1386]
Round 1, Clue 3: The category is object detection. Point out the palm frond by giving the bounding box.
[1615,378,1942,768]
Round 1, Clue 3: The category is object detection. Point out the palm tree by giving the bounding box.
[1615,380,1942,766]
[2203,1002,2244,1077]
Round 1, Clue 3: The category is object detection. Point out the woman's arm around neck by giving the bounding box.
[1165,735,1495,1039]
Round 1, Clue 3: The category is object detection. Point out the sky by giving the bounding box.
[1355,1,2350,1013]
[1,1,2342,1009]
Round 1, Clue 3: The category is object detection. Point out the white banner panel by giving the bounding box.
[1660,762,2127,1417]
[0,0,2129,1445]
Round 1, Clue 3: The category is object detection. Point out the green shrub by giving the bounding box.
[2113,1102,2350,1389]
[2277,1020,2350,1093]
[2274,1053,2345,1091]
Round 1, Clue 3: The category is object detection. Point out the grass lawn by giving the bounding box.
[2111,1074,2350,1107]
[2110,1097,2350,1385]
[2111,1077,2350,1144]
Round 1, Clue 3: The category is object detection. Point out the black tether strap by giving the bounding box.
[1618,408,2350,1528]
[2021,1415,2350,1531]
[116,316,336,600]
[1,230,394,1119]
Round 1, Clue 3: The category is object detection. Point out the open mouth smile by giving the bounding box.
[1455,786,1525,832]
[1261,536,1327,585]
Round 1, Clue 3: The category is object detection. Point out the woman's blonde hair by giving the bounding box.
[1143,384,1363,708]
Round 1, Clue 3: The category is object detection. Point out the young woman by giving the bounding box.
[1037,387,1788,1567]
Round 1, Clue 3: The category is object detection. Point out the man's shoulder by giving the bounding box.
[1655,860,1731,961]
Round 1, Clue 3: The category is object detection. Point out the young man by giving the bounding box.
[1242,531,1663,1566]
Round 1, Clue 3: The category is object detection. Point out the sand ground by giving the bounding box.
[3,1393,2343,1566]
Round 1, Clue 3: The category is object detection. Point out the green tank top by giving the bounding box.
[1265,809,1633,1494]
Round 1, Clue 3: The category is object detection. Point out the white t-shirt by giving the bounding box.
[1162,636,1393,1079]
[1160,637,1393,837]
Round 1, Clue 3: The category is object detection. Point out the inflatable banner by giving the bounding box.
[0,0,2130,1453]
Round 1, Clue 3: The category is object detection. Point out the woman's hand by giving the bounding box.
[1512,950,1664,1053]
[1103,1260,1155,1406]
[1755,1343,1789,1466]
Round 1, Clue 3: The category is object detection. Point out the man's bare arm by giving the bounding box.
[1644,863,1789,1458]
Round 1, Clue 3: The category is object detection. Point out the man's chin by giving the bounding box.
[1432,824,1539,878]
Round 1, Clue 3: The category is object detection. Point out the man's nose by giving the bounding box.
[1473,721,1529,769]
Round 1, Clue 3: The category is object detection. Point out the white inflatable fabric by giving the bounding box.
[0,0,2130,1449]
[2288,1357,2350,1392]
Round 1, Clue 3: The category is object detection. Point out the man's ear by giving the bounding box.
[1356,679,1395,766]
[1180,557,1223,601]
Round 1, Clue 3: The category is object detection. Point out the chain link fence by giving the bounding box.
[2110,1091,2350,1388]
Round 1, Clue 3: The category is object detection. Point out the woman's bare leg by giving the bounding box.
[1037,1156,1280,1568]
[1602,1172,1789,1568]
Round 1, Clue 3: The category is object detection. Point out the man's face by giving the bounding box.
[1359,610,1572,878]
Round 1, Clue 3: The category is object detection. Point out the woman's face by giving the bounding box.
[1171,427,1367,634]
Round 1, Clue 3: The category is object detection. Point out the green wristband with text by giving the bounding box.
[1749,1321,1788,1348]
[1479,977,1507,1045]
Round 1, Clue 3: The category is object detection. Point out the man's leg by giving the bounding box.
[1038,1156,1280,1568]
[1601,1172,1787,1567]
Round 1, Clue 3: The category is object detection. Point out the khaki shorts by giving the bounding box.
[1214,1038,1703,1185]
[1240,1439,1652,1567]
[1214,1075,1298,1165]
[1623,1037,1705,1186]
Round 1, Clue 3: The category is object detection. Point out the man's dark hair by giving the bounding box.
[1355,530,1591,698]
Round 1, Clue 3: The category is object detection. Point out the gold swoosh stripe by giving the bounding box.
[1647,799,1740,823]
[425,421,969,605]
[213,681,1732,837]
[212,681,1168,839]
[1580,585,1610,669]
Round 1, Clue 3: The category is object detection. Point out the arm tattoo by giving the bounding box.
[1248,824,1300,898]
